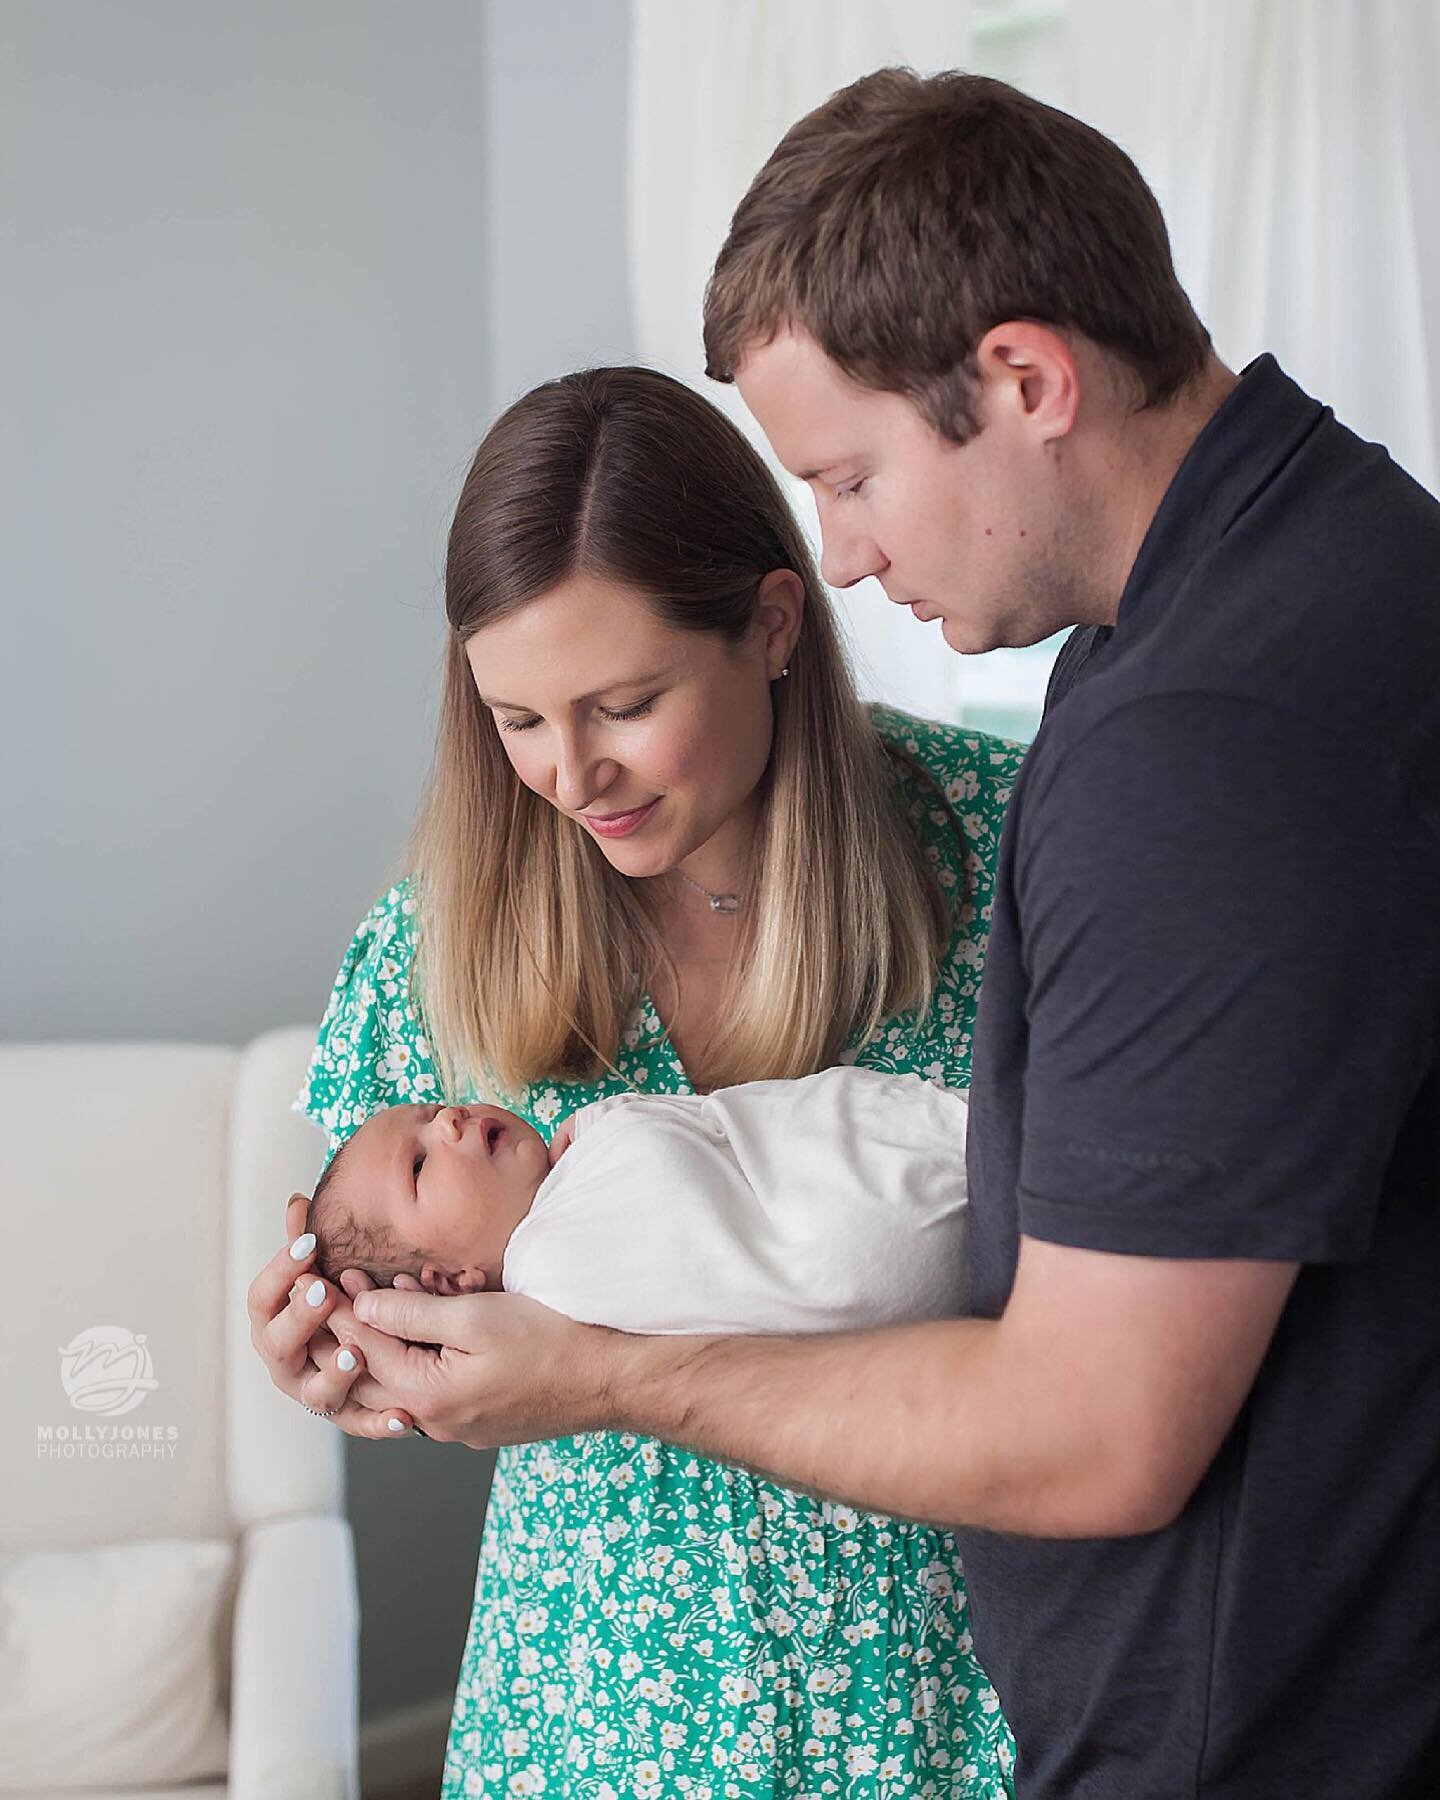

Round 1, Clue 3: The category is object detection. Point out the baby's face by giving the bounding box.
[344,1102,550,1293]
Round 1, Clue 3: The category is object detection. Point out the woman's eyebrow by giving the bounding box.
[476,668,670,710]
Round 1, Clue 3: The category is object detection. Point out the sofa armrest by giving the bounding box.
[228,1513,359,1800]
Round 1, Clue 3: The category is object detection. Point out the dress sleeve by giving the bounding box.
[291,878,442,1169]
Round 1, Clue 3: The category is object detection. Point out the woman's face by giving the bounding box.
[463,571,799,880]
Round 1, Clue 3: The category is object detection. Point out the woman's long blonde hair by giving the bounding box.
[404,366,951,1100]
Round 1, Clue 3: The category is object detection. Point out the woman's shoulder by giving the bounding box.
[867,702,1025,884]
[325,871,415,972]
[292,875,434,1158]
[868,701,1026,811]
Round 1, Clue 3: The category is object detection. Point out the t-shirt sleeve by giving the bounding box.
[1014,694,1436,1262]
[291,878,442,1170]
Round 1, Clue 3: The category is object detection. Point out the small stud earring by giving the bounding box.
[781,666,790,678]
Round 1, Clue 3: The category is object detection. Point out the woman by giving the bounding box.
[251,367,1024,1795]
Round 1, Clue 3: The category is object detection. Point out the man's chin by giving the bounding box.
[938,614,1001,656]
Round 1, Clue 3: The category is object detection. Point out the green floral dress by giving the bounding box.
[295,706,1025,1800]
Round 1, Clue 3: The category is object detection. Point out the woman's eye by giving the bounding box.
[837,477,868,500]
[497,714,540,733]
[412,1156,424,1181]
[599,697,656,723]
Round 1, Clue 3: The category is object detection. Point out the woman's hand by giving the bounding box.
[346,1284,625,1450]
[245,1193,430,1438]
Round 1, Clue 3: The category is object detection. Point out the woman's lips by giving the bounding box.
[581,798,660,839]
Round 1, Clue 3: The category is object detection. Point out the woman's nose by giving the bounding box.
[552,740,616,813]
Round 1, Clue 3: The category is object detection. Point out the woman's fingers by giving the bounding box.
[301,1339,366,1416]
[315,1399,419,1439]
[338,1266,424,1296]
[285,1192,309,1244]
[302,1345,418,1437]
[245,1198,317,1334]
[258,1269,344,1381]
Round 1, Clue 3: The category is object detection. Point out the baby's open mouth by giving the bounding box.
[484,1122,504,1155]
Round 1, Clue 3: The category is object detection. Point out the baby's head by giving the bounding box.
[307,1103,551,1294]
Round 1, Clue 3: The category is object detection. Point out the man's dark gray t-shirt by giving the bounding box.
[961,355,1440,1798]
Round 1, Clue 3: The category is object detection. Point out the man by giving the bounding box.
[342,71,1440,1795]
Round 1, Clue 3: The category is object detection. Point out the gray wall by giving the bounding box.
[3,0,631,1744]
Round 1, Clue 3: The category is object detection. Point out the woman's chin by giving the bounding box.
[592,837,677,879]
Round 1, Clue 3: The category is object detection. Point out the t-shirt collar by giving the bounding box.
[1111,353,1328,640]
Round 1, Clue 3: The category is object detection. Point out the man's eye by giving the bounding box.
[599,697,656,723]
[837,477,868,500]
[412,1156,424,1180]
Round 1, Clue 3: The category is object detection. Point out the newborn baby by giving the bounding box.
[307,1066,969,1335]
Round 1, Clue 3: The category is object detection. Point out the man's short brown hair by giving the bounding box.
[703,68,1212,443]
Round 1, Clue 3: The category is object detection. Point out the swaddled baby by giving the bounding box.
[306,1066,969,1335]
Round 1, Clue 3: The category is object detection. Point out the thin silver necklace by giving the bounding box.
[676,869,741,914]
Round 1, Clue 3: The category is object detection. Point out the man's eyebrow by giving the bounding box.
[476,667,671,710]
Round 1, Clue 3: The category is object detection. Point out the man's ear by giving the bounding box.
[973,320,1082,446]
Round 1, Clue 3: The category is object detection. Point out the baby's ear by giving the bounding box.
[418,1266,487,1296]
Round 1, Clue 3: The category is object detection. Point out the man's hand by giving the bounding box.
[349,1286,622,1449]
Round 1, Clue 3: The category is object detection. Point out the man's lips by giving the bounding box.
[885,589,940,622]
[580,798,660,839]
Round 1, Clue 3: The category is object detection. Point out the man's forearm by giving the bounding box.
[597,1314,1116,1535]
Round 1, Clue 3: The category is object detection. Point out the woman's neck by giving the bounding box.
[669,794,760,902]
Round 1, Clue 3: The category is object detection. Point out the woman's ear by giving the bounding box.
[755,568,805,680]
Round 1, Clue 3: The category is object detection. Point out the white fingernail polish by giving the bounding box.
[337,1349,358,1372]
[305,1279,327,1307]
[387,1417,405,1432]
[289,1232,316,1260]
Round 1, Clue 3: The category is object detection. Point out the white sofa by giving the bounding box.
[0,1028,358,1800]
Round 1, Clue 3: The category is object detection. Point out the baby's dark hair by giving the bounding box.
[306,1131,428,1286]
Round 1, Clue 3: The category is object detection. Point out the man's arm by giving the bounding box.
[597,1235,1297,1536]
[349,1234,1295,1534]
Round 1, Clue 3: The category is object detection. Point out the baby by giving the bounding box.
[307,1066,969,1335]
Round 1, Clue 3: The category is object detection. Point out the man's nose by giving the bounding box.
[819,522,887,590]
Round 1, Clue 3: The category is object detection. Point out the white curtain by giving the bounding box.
[627,1,1440,734]
[1066,0,1440,496]
[627,0,973,718]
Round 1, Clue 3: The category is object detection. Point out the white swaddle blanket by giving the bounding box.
[501,1065,969,1335]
